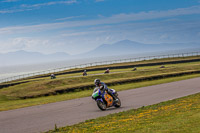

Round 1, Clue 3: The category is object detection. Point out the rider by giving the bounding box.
[105,68,109,73]
[94,79,118,102]
[51,74,56,79]
[83,70,87,76]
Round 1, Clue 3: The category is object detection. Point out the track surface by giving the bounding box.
[0,77,200,133]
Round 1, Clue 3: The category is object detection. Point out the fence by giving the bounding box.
[0,51,200,84]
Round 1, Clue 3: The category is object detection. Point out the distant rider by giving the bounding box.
[94,79,118,102]
[51,74,56,79]
[83,70,87,76]
[104,68,110,74]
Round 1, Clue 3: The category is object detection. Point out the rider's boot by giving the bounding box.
[108,90,118,102]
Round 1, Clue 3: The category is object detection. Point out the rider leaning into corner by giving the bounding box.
[94,79,118,102]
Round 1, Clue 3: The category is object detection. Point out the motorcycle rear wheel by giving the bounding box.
[114,96,121,108]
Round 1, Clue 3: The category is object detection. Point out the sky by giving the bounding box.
[0,0,200,55]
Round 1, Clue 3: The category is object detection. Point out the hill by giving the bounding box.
[0,40,200,66]
[0,50,70,66]
[78,40,200,57]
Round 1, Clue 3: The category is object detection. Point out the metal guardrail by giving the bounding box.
[0,51,200,84]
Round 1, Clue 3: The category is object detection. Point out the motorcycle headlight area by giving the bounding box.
[92,91,99,98]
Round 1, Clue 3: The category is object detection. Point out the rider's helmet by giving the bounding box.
[94,79,100,86]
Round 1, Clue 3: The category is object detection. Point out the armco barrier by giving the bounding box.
[0,51,200,84]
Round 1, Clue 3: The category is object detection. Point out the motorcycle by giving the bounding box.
[83,72,87,76]
[92,87,121,111]
[104,69,109,74]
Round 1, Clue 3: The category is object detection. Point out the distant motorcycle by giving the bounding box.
[83,70,87,76]
[83,72,87,76]
[50,74,56,79]
[92,87,121,111]
[104,69,109,74]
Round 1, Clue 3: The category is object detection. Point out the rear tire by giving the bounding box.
[114,96,121,108]
[97,100,106,111]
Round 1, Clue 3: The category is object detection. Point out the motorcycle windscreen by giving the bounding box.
[92,90,99,99]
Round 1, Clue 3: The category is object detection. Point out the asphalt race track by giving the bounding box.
[0,77,200,133]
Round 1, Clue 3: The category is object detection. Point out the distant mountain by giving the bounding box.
[1,40,200,66]
[0,50,70,66]
[78,40,200,58]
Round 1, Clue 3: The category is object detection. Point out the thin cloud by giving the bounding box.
[55,15,85,21]
[21,0,77,8]
[62,30,106,37]
[1,0,19,2]
[0,8,33,14]
[0,0,77,14]
[0,10,12,14]
[95,0,105,2]
[1,5,200,34]
[107,5,200,22]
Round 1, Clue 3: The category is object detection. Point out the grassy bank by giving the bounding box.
[0,56,200,111]
[47,92,200,133]
[1,55,200,86]
[1,61,200,99]
[0,73,199,111]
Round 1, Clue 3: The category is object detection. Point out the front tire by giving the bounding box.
[97,100,106,111]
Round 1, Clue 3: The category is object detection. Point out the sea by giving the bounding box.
[1,49,200,83]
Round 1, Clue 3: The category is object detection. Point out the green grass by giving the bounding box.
[0,73,199,111]
[1,61,200,98]
[1,55,200,85]
[0,56,200,111]
[46,92,200,133]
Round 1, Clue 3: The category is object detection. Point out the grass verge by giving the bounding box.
[0,73,199,111]
[1,62,200,99]
[46,92,200,133]
[1,55,200,86]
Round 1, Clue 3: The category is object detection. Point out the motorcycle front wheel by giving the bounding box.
[97,100,106,111]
